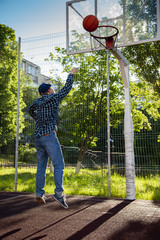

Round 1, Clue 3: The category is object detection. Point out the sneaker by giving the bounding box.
[36,195,46,204]
[53,194,68,208]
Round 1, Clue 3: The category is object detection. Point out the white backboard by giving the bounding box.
[66,0,160,54]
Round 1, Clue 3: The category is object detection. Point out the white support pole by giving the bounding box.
[14,37,21,192]
[111,48,135,200]
[107,49,111,197]
[123,64,135,200]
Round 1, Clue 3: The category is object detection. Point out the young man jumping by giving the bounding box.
[28,67,78,208]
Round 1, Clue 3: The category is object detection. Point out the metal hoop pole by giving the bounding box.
[107,49,111,197]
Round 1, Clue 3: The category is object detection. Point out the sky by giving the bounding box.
[0,0,68,39]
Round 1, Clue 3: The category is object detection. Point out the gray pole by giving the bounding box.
[14,37,21,192]
[107,49,111,197]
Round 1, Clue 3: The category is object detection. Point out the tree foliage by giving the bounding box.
[0,24,25,146]
[46,45,160,173]
[124,0,157,42]
[123,41,160,93]
[20,75,38,143]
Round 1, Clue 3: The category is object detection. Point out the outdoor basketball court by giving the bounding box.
[0,191,160,240]
[1,0,160,239]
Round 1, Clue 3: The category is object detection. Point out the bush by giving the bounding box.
[19,143,37,163]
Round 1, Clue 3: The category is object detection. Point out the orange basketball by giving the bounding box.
[83,15,99,32]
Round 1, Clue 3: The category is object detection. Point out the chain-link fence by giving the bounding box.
[0,32,160,199]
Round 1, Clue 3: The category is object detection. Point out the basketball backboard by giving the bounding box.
[66,0,160,55]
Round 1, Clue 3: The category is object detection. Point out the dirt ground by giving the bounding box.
[0,191,160,240]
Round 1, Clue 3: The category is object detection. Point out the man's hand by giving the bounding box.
[70,67,78,74]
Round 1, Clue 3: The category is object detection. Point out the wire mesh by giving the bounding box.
[0,31,160,199]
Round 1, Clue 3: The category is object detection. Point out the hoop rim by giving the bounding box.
[90,25,119,40]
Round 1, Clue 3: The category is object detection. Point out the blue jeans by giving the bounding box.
[35,132,64,196]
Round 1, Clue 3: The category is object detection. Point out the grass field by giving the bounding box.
[0,167,160,201]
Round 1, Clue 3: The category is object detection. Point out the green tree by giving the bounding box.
[20,75,38,143]
[123,42,160,167]
[123,41,160,93]
[46,49,123,173]
[121,0,157,43]
[0,24,25,146]
[46,47,160,173]
[123,41,160,144]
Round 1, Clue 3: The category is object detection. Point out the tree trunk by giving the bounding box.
[75,147,87,174]
[75,160,82,174]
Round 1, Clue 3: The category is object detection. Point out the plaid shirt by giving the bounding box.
[28,73,74,137]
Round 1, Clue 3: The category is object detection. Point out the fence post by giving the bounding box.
[14,37,21,192]
[107,49,111,197]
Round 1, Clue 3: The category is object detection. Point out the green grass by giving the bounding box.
[0,167,160,201]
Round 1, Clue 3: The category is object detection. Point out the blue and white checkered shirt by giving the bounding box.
[28,73,74,138]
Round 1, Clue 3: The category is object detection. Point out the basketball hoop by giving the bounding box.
[90,25,119,49]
